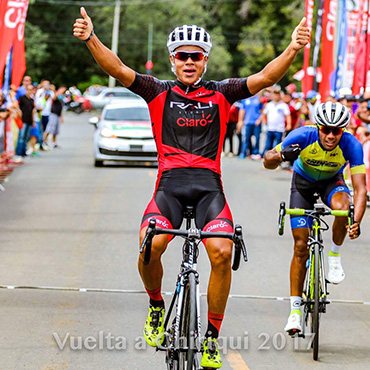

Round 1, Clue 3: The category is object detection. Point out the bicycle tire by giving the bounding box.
[179,272,197,370]
[312,243,320,360]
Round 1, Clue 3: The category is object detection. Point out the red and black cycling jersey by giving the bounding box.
[128,73,252,176]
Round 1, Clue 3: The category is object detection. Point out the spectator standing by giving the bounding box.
[306,90,320,121]
[237,93,263,159]
[260,89,291,156]
[15,85,35,157]
[16,75,32,100]
[223,102,240,157]
[44,87,66,148]
[282,92,300,132]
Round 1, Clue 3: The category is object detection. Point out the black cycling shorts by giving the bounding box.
[141,168,234,240]
[289,171,350,229]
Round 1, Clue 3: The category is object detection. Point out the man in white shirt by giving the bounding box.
[261,88,291,156]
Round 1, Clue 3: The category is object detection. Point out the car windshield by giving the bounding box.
[104,107,150,121]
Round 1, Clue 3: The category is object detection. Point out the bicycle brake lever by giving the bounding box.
[139,218,156,254]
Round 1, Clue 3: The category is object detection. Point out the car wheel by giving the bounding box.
[94,159,104,167]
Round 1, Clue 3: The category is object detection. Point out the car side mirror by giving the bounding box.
[88,116,99,128]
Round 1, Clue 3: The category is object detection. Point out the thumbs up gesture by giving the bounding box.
[291,17,310,51]
[73,7,94,41]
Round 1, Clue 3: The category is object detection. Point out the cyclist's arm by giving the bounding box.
[73,7,135,87]
[247,18,309,95]
[351,173,367,224]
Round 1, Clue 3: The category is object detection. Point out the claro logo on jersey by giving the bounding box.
[206,221,229,232]
[177,113,213,127]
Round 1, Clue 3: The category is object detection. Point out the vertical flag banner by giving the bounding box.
[302,0,315,95]
[365,0,370,90]
[320,0,338,99]
[331,0,348,98]
[352,0,368,95]
[0,0,29,87]
[11,0,28,87]
[312,0,325,92]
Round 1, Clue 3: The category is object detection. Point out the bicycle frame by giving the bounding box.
[140,207,247,369]
[278,201,354,361]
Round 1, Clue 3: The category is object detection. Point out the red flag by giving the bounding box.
[319,0,338,99]
[0,0,29,87]
[365,0,370,89]
[302,0,315,95]
[352,0,368,95]
[11,1,28,87]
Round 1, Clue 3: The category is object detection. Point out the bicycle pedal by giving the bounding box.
[287,329,301,337]
[298,333,305,338]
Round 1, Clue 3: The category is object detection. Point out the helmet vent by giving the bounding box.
[195,32,200,41]
[187,28,192,40]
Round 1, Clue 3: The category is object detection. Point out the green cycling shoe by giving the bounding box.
[143,305,165,347]
[201,337,223,369]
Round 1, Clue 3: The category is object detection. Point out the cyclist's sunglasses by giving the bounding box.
[171,51,207,62]
[317,125,344,136]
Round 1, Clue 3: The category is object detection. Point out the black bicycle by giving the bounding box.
[140,206,248,369]
[278,202,354,361]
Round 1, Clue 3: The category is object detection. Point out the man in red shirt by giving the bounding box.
[74,9,309,368]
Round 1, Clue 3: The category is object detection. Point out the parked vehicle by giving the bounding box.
[87,87,142,110]
[90,100,157,167]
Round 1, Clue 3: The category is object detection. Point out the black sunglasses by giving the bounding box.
[172,51,207,62]
[317,125,343,136]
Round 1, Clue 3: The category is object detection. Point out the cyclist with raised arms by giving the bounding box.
[263,102,367,335]
[74,9,309,368]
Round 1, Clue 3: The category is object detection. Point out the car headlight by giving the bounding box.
[100,128,116,138]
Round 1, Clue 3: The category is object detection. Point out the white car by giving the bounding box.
[87,87,142,110]
[91,101,157,167]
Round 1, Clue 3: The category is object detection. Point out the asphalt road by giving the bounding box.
[0,112,369,370]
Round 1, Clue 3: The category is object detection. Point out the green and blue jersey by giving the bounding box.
[275,126,365,182]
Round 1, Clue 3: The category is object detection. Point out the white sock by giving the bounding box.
[290,296,301,311]
[331,242,341,255]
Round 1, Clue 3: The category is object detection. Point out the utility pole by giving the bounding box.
[109,0,121,88]
[146,23,153,75]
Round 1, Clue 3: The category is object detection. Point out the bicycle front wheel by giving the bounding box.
[179,272,197,370]
[312,243,320,360]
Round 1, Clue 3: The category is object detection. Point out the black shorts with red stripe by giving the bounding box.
[141,168,233,240]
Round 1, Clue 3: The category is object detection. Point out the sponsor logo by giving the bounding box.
[177,113,213,127]
[155,219,169,228]
[206,221,229,232]
[329,152,338,157]
[309,148,318,154]
[336,186,345,192]
[297,218,307,227]
[305,159,338,168]
[170,101,213,110]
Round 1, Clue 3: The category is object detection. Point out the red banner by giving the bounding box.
[319,0,338,99]
[302,0,315,95]
[352,0,368,95]
[0,0,29,87]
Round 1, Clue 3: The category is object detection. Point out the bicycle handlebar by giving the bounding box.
[139,218,248,271]
[278,201,355,236]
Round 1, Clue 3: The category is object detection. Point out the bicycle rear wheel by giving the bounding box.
[312,243,320,360]
[179,272,197,370]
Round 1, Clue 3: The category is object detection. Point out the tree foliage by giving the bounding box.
[25,0,305,90]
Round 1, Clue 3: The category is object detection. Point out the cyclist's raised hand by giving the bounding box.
[291,17,310,51]
[73,7,93,41]
[347,221,361,239]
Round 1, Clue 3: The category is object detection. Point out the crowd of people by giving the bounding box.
[223,84,370,193]
[0,75,67,164]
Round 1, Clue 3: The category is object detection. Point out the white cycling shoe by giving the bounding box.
[327,255,345,284]
[284,311,302,335]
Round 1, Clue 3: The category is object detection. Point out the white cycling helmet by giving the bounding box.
[314,102,351,128]
[167,25,212,54]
